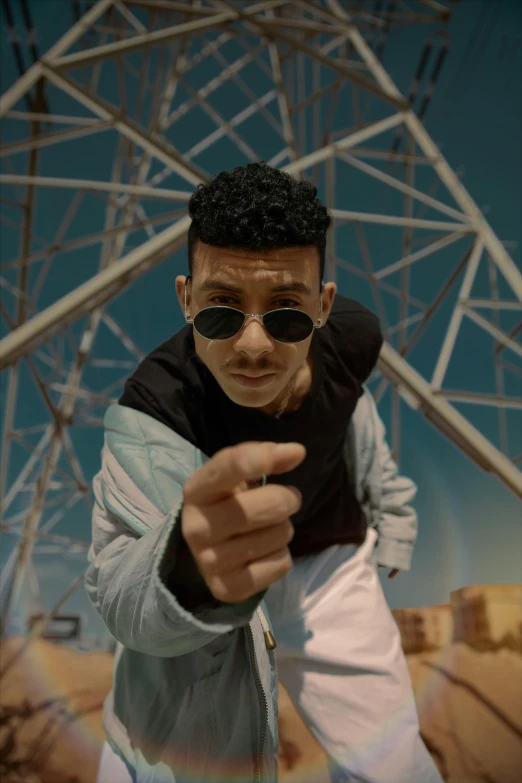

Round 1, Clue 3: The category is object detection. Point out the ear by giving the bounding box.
[320,282,337,324]
[175,275,189,316]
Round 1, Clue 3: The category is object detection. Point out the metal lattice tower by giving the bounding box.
[0,0,521,653]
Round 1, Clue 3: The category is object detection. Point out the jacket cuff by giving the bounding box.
[372,536,413,572]
[159,507,265,624]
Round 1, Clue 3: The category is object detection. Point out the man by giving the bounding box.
[87,162,442,783]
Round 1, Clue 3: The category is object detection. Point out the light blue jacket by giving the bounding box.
[85,387,418,783]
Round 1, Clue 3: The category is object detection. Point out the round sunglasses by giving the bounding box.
[184,279,322,344]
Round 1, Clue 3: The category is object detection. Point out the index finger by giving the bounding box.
[184,441,306,506]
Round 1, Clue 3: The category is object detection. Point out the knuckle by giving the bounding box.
[267,498,291,521]
[182,477,196,502]
[277,549,293,576]
[205,446,232,483]
[234,442,268,477]
[181,513,196,543]
[241,541,258,563]
[205,460,221,485]
[232,445,247,471]
[197,547,219,574]
[259,487,295,520]
[208,575,244,604]
[272,521,293,546]
[182,513,207,546]
[225,495,248,529]
[208,579,229,602]
[222,444,245,474]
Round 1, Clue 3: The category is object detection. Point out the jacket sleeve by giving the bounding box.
[85,447,262,658]
[369,401,419,572]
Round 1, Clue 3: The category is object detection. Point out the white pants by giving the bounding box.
[97,527,442,783]
[97,741,135,783]
[264,526,442,783]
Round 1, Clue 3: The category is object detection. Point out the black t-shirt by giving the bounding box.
[118,293,382,560]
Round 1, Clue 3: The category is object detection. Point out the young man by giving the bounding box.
[87,163,442,783]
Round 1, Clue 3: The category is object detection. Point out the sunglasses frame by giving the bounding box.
[184,277,323,344]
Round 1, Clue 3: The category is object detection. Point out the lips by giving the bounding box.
[231,372,277,388]
[232,373,275,378]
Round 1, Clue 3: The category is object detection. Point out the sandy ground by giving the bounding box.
[407,644,522,783]
[1,636,521,783]
[0,637,113,783]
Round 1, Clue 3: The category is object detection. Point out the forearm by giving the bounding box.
[86,495,262,657]
[372,473,418,571]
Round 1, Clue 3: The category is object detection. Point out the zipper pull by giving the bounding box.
[256,606,276,650]
[264,630,277,650]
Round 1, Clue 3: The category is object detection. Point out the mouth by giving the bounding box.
[234,373,275,378]
[230,372,277,388]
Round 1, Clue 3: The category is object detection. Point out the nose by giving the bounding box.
[233,316,274,357]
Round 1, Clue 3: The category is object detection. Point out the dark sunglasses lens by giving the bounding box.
[263,309,314,343]
[194,308,244,339]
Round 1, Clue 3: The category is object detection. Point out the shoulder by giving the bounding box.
[321,294,383,383]
[328,293,381,333]
[120,327,191,400]
[118,326,201,441]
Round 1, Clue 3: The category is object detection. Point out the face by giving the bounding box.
[175,241,336,410]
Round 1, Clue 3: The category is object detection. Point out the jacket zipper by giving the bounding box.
[247,622,269,783]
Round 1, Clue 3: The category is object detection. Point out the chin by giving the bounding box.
[221,380,280,408]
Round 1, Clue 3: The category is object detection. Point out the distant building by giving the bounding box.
[392,605,453,653]
[451,584,522,647]
[28,613,83,644]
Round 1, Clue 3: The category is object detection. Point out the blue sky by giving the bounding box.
[0,0,520,640]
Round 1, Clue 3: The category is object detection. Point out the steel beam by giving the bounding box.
[379,342,522,498]
[0,0,115,118]
[0,174,192,200]
[0,216,190,369]
[323,0,522,300]
[41,67,207,187]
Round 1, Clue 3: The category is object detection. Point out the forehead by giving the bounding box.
[193,242,319,286]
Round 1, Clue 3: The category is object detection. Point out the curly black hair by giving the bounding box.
[187,162,331,286]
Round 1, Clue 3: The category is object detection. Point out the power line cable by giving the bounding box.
[434,0,494,120]
[442,0,499,116]
[0,0,32,111]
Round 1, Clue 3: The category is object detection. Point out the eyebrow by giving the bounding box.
[198,279,312,296]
